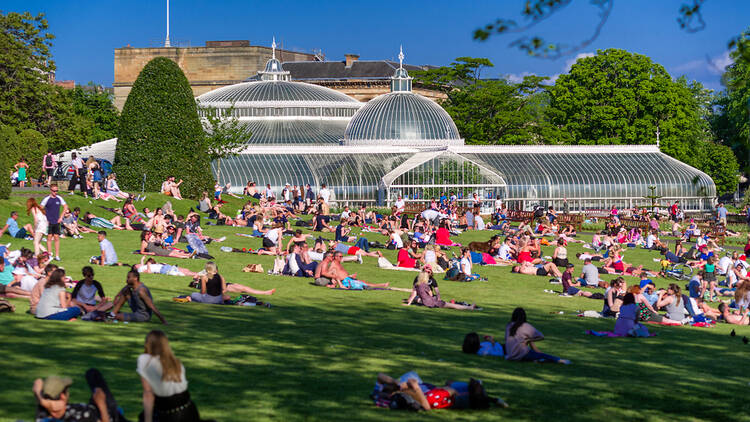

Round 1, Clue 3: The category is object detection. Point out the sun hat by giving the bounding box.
[12,267,26,275]
[42,375,73,398]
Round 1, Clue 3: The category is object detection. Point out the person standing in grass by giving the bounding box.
[42,149,57,186]
[504,307,570,364]
[14,157,29,187]
[110,270,167,324]
[40,184,68,261]
[138,330,204,422]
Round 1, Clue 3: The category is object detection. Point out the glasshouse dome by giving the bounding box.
[343,51,462,147]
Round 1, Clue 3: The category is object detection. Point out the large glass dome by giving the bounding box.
[197,80,359,106]
[343,50,463,147]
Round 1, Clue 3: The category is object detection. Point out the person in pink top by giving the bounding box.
[42,150,57,187]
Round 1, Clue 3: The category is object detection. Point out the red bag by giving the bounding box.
[426,388,453,409]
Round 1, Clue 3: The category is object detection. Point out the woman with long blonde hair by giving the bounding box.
[138,330,202,422]
[26,197,47,255]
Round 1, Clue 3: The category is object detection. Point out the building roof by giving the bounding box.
[236,119,347,145]
[278,60,427,81]
[196,80,360,106]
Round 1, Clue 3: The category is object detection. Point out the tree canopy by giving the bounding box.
[115,57,213,198]
[413,58,568,145]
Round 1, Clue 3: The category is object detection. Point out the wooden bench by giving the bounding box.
[556,213,584,230]
[506,210,535,222]
[710,224,727,246]
[620,218,651,231]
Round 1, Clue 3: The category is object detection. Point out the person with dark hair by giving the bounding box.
[35,269,82,320]
[462,332,504,357]
[109,270,167,324]
[67,152,87,197]
[33,369,123,422]
[718,302,749,325]
[95,231,123,266]
[504,307,569,364]
[0,210,34,240]
[41,184,68,261]
[71,266,111,313]
[614,293,639,336]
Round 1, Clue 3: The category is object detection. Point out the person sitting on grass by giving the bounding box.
[71,266,112,313]
[33,369,122,422]
[181,262,275,304]
[61,208,84,239]
[35,269,82,321]
[407,264,441,305]
[138,330,206,422]
[135,257,198,277]
[613,293,643,336]
[462,332,504,357]
[511,261,562,279]
[504,307,570,364]
[405,268,476,310]
[560,264,600,298]
[30,264,58,314]
[109,270,167,324]
[92,181,122,202]
[0,210,34,240]
[718,302,749,325]
[459,248,482,281]
[327,251,389,290]
[0,258,32,299]
[139,230,192,258]
[93,231,126,267]
[161,176,183,200]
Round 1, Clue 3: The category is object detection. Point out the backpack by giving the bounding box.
[445,260,461,280]
[45,154,53,167]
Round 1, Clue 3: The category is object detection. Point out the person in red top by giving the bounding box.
[670,201,680,222]
[435,221,455,246]
[397,248,417,268]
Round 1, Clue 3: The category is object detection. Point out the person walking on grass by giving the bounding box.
[109,270,167,324]
[41,184,68,261]
[42,149,57,186]
[67,152,87,197]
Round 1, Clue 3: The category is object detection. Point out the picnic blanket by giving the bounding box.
[586,330,657,338]
[376,257,445,272]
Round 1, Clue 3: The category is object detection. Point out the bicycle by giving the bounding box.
[664,262,694,281]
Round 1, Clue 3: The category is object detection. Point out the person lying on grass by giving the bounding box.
[82,212,131,230]
[33,369,122,422]
[181,261,275,304]
[329,240,383,261]
[462,332,504,357]
[71,266,112,314]
[405,268,476,310]
[109,270,167,324]
[139,230,193,258]
[718,302,750,325]
[326,251,389,290]
[374,372,507,410]
[504,307,570,364]
[135,257,199,277]
[510,261,562,279]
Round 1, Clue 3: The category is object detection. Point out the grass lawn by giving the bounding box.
[2,192,750,421]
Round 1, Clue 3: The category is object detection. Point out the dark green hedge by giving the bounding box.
[0,125,47,184]
[115,57,213,198]
[0,128,10,199]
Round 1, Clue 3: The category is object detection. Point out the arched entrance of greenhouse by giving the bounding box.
[380,150,507,212]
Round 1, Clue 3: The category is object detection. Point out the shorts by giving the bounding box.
[347,246,360,255]
[0,284,5,294]
[120,312,151,322]
[567,286,580,295]
[314,277,331,286]
[12,228,27,239]
[262,237,275,248]
[45,168,54,177]
[48,223,61,235]
[425,388,454,409]
[160,265,182,276]
[536,268,549,276]
[703,272,716,282]
[341,277,365,290]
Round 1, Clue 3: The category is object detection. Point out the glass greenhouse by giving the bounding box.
[77,44,717,211]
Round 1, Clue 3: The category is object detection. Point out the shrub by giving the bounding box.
[0,133,10,199]
[115,57,213,198]
[16,129,48,181]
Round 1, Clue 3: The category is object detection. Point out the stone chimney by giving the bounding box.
[344,54,359,68]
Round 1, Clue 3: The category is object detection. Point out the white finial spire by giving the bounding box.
[164,0,171,47]
[272,37,277,60]
[398,45,404,69]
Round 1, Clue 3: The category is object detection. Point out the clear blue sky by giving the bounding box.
[3,0,748,91]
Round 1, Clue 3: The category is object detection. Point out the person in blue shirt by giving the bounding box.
[716,203,728,226]
[0,211,34,239]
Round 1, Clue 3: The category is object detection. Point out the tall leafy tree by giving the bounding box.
[547,48,738,194]
[413,57,567,145]
[115,57,213,198]
[198,104,252,184]
[0,11,94,152]
[68,83,120,144]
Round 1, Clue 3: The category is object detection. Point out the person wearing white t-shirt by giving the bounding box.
[494,198,503,211]
[319,184,331,204]
[138,330,202,421]
[67,152,87,197]
[459,248,481,281]
[394,196,405,213]
[474,213,485,230]
[717,255,734,276]
[496,238,513,261]
[264,184,274,199]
